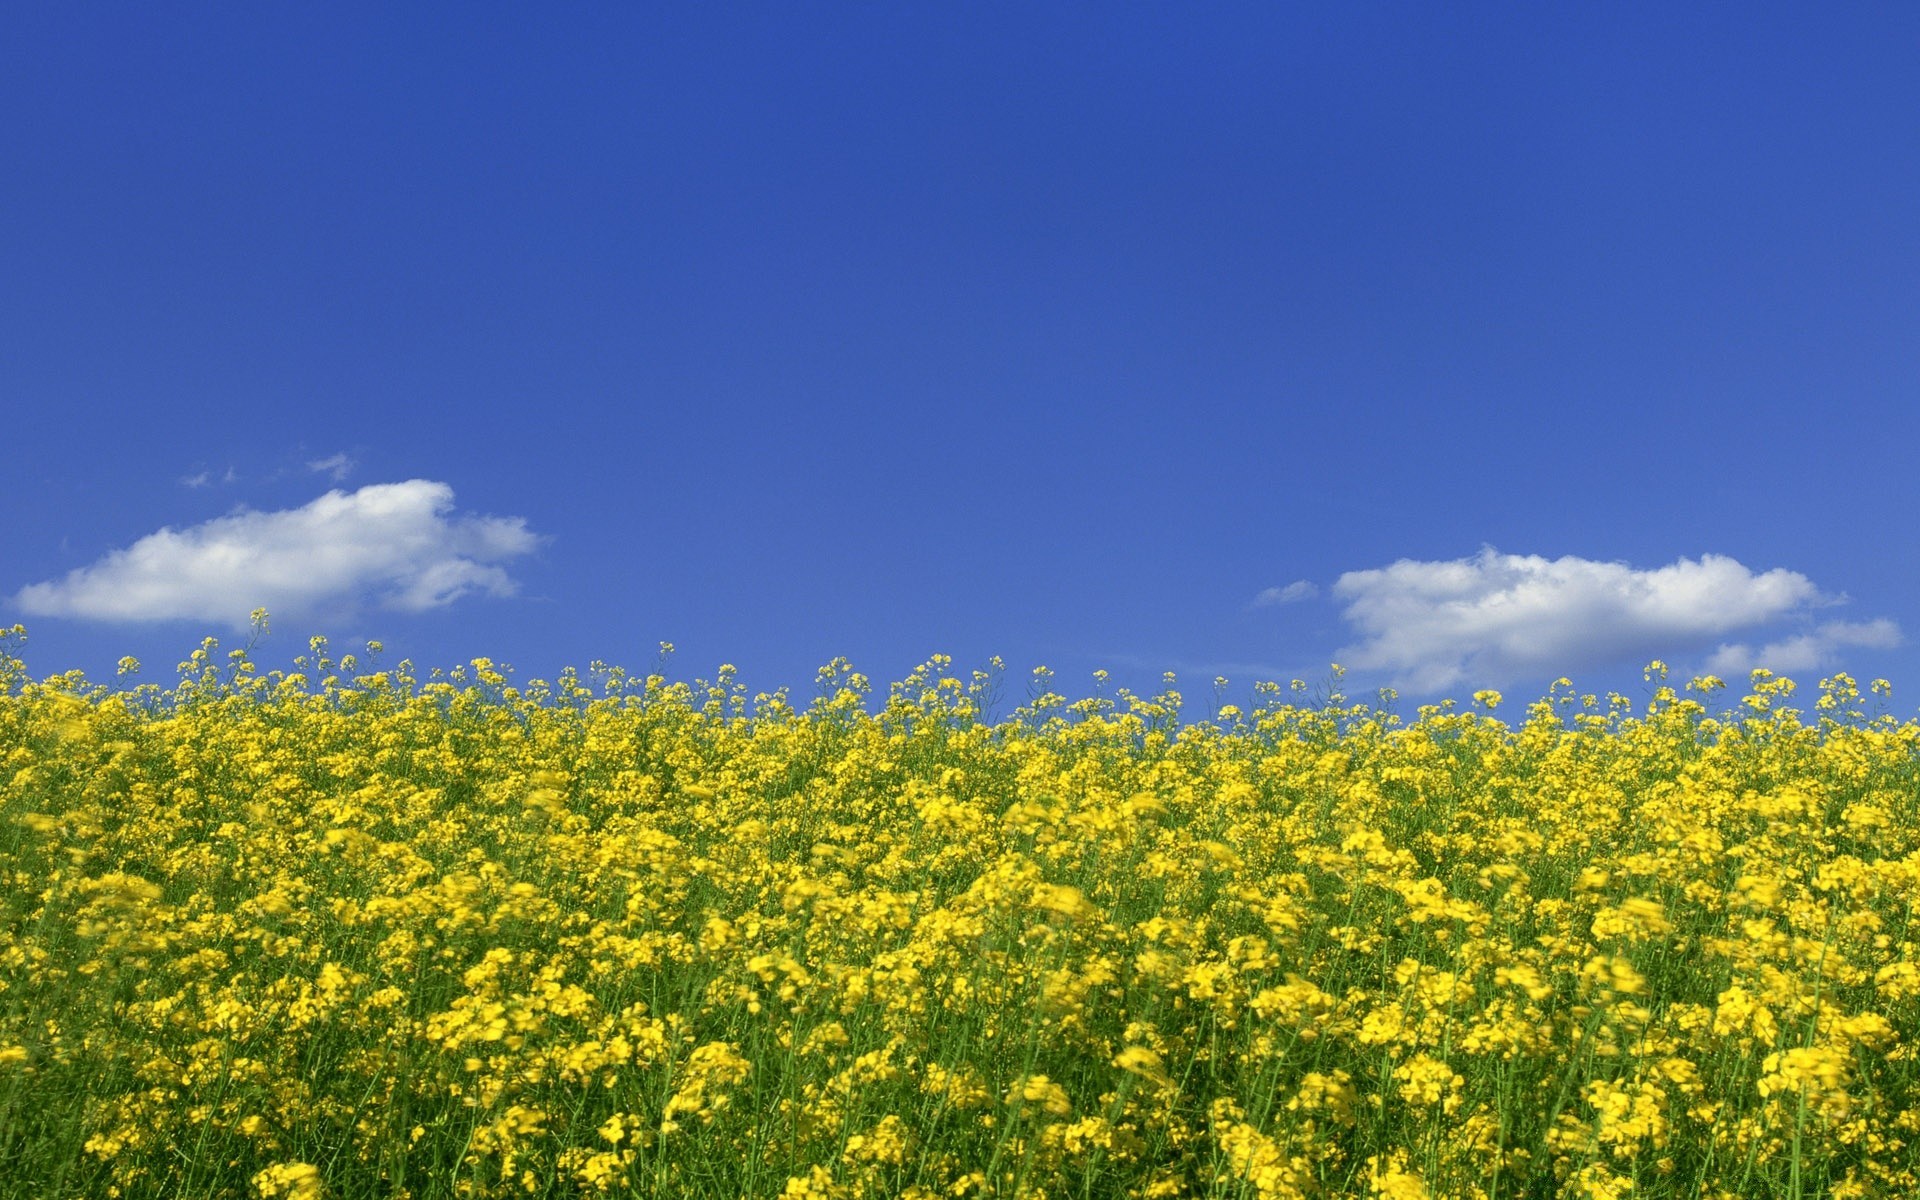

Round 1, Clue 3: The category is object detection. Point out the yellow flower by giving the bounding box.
[1757,1045,1853,1118]
[1287,1070,1358,1127]
[1393,1054,1463,1115]
[1216,1122,1313,1200]
[1591,896,1672,942]
[1566,1163,1634,1200]
[1365,1151,1430,1199]
[252,1162,325,1200]
[599,1112,630,1145]
[781,1165,842,1199]
[842,1114,911,1165]
[1113,1045,1171,1087]
[1010,1074,1073,1116]
[1033,883,1096,922]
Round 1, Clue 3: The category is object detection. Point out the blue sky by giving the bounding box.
[5,4,1919,712]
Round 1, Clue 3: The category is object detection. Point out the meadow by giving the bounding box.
[3,621,1917,1199]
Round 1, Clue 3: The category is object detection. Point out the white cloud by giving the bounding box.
[1328,547,1886,693]
[14,480,542,630]
[307,453,355,482]
[1704,619,1903,678]
[1254,580,1318,606]
[183,466,240,487]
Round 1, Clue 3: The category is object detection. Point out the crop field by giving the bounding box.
[3,627,1918,1199]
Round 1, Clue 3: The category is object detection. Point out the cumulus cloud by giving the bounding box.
[1329,547,1889,693]
[1254,580,1318,606]
[307,452,356,482]
[1704,619,1903,678]
[14,480,542,630]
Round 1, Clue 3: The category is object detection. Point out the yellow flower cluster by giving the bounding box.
[2,629,1917,1198]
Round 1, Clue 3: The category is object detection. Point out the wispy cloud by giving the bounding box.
[181,466,240,488]
[1329,547,1892,693]
[14,480,543,630]
[1704,619,1902,678]
[307,452,355,482]
[1253,580,1318,607]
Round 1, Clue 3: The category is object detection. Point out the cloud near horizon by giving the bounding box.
[1703,619,1902,679]
[13,480,542,631]
[1330,548,1897,693]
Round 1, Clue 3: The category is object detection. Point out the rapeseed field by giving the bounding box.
[3,619,1917,1199]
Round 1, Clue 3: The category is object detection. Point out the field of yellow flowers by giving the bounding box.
[3,623,1918,1199]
